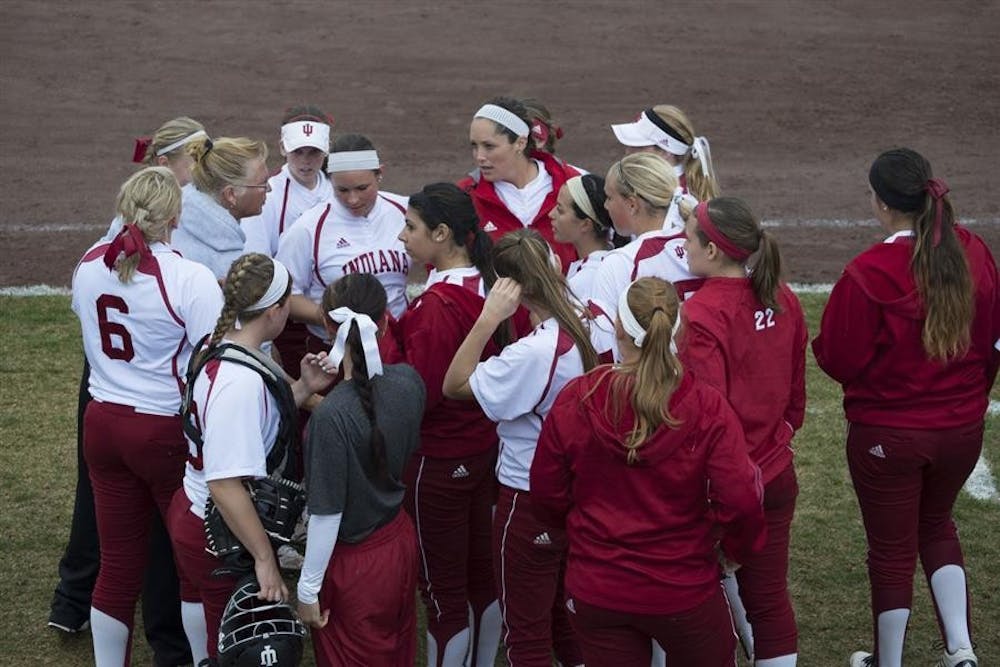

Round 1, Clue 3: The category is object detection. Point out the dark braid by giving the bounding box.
[346,324,388,483]
[321,273,389,483]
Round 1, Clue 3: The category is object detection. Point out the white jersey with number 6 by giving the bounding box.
[71,241,223,416]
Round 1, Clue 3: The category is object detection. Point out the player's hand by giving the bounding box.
[254,557,289,602]
[301,352,337,389]
[297,600,329,629]
[481,277,522,325]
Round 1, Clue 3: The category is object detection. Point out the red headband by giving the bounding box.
[925,178,949,247]
[103,224,151,271]
[694,202,752,262]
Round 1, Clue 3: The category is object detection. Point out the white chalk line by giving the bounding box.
[3,283,997,502]
[2,218,998,235]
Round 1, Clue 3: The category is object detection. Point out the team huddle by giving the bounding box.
[52,97,998,667]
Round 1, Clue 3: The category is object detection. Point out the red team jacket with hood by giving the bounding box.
[399,281,530,459]
[530,369,766,615]
[458,150,579,272]
[813,226,1000,429]
[679,279,808,484]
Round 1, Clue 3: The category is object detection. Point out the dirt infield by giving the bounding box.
[1,1,997,287]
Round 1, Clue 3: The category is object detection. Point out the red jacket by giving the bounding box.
[531,368,766,615]
[813,226,1000,428]
[458,150,579,272]
[397,282,499,458]
[679,278,807,484]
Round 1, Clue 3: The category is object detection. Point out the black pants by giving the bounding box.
[49,362,191,666]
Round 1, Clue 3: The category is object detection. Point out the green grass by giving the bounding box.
[1,293,997,665]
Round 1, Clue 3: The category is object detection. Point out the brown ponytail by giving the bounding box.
[493,229,599,371]
[870,148,973,360]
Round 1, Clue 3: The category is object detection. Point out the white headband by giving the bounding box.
[281,120,330,153]
[474,104,530,137]
[156,130,207,157]
[234,259,290,330]
[327,307,383,379]
[327,150,381,173]
[565,176,600,225]
[617,281,681,351]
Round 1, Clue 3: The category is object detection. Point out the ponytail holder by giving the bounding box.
[132,137,152,163]
[198,138,214,161]
[618,283,648,348]
[531,120,549,146]
[694,202,753,262]
[103,224,151,270]
[925,178,949,247]
[327,307,383,379]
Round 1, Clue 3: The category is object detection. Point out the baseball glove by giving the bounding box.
[204,476,308,563]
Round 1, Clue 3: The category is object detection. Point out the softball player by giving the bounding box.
[443,229,599,667]
[275,133,410,356]
[170,136,271,281]
[531,277,766,667]
[102,117,209,242]
[242,105,334,257]
[50,117,208,666]
[549,174,614,303]
[814,149,999,667]
[678,197,808,667]
[397,183,507,667]
[589,153,704,361]
[460,96,579,272]
[166,253,332,665]
[296,274,426,667]
[611,104,719,201]
[71,167,223,667]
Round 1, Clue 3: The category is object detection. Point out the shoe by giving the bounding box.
[47,618,90,634]
[849,651,874,667]
[936,646,978,667]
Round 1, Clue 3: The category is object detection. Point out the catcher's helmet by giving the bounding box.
[217,576,307,667]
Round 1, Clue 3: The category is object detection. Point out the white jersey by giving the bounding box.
[469,318,585,491]
[182,354,281,518]
[589,227,703,358]
[276,191,411,340]
[494,158,553,226]
[425,265,486,297]
[566,249,609,304]
[242,165,334,257]
[71,241,223,416]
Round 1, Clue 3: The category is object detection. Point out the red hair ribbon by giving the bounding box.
[695,202,752,262]
[132,136,152,163]
[925,178,949,247]
[531,120,549,146]
[103,224,151,270]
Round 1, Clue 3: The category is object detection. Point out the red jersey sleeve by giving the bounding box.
[678,313,728,396]
[701,392,766,564]
[399,295,456,414]
[783,292,808,431]
[812,271,881,385]
[530,382,582,529]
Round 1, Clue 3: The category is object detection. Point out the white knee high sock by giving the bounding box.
[723,573,755,660]
[474,599,502,667]
[181,601,209,667]
[930,565,972,652]
[651,640,666,667]
[90,608,129,667]
[756,654,797,666]
[876,608,910,667]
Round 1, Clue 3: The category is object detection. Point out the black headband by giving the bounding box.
[643,108,687,144]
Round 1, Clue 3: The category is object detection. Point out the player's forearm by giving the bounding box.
[289,295,325,326]
[208,478,276,565]
[443,316,497,400]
